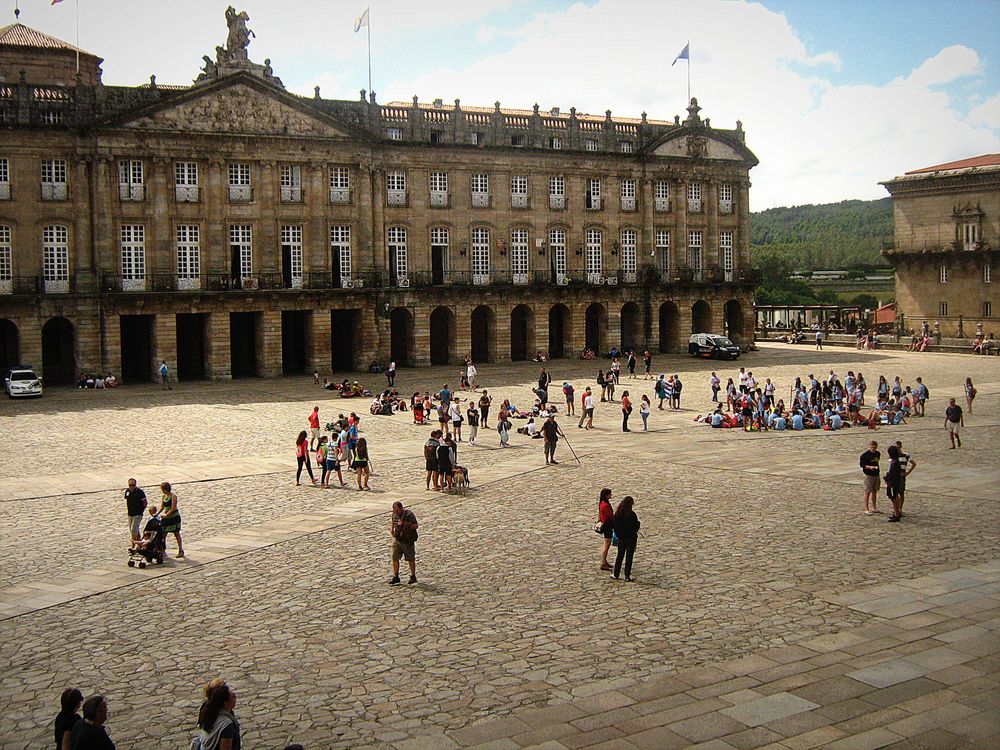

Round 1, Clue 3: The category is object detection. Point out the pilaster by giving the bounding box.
[206,312,232,380]
[257,308,282,377]
[413,303,431,366]
[102,309,122,378]
[307,309,332,375]
[153,312,177,383]
[493,302,511,363]
[534,303,549,359]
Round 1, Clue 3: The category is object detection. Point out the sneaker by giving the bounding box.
[625,576,634,582]
[550,460,558,464]
[888,516,900,522]
[388,575,401,585]
[408,575,417,584]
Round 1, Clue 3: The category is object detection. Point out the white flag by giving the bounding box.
[354,8,369,32]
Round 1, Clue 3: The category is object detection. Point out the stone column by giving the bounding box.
[354,306,380,369]
[306,164,326,275]
[257,161,277,271]
[640,176,655,275]
[568,301,588,354]
[678,298,694,338]
[413,303,430,366]
[257,309,282,377]
[307,309,332,375]
[369,165,386,275]
[206,160,226,273]
[153,312,178,383]
[75,303,102,376]
[646,300,660,354]
[607,302,622,351]
[206,311,232,380]
[20,315,42,377]
[150,157,171,276]
[455,306,472,362]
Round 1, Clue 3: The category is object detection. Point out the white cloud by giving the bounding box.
[903,45,981,88]
[969,93,1000,127]
[803,51,842,69]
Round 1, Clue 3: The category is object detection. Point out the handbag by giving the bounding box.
[593,522,603,534]
[611,531,619,547]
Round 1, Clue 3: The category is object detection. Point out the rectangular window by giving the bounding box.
[687,182,702,212]
[620,141,633,153]
[329,166,350,203]
[471,132,484,146]
[42,224,69,285]
[550,229,566,282]
[41,158,67,200]
[0,158,9,200]
[721,231,734,281]
[939,264,948,284]
[549,176,565,209]
[584,139,599,152]
[985,263,992,284]
[939,301,948,317]
[586,177,602,210]
[41,110,63,125]
[280,165,302,202]
[962,222,979,250]
[586,228,602,281]
[176,225,201,285]
[620,229,637,281]
[430,171,448,192]
[175,161,199,202]
[549,136,562,150]
[0,225,11,283]
[281,225,303,286]
[719,183,733,214]
[386,170,406,206]
[655,230,670,276]
[620,178,636,211]
[689,230,703,278]
[229,225,253,278]
[472,173,489,208]
[984,301,993,318]
[118,160,144,201]
[511,228,529,283]
[387,127,403,141]
[388,226,408,283]
[511,175,528,209]
[471,227,490,283]
[511,133,526,148]
[330,225,351,285]
[120,224,146,289]
[654,180,670,212]
[228,163,252,201]
[430,131,444,144]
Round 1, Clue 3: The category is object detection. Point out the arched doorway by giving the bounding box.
[471,305,495,363]
[658,302,680,353]
[548,304,570,359]
[692,300,712,334]
[41,317,75,384]
[724,299,745,346]
[620,302,641,352]
[510,304,534,361]
[390,307,415,366]
[429,306,455,365]
[585,303,607,355]
[0,319,19,374]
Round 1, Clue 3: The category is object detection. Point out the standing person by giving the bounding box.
[580,387,595,430]
[308,406,321,450]
[914,376,928,416]
[54,688,83,750]
[965,377,977,415]
[597,369,607,402]
[541,413,564,464]
[671,375,682,410]
[710,372,721,402]
[326,437,346,487]
[316,437,330,487]
[606,368,617,402]
[643,350,653,379]
[726,377,737,411]
[159,360,171,390]
[945,397,964,448]
[449,397,463,442]
[611,356,622,384]
[860,441,881,515]
[295,431,316,486]
[563,381,576,416]
[158,482,185,557]
[894,439,916,520]
[436,436,454,491]
[611,496,640,582]
[353,436,371,490]
[478,390,492,428]
[815,329,824,350]
[627,350,637,378]
[654,375,667,410]
[389,501,418,584]
[497,412,511,447]
[597,488,614,571]
[621,390,632,432]
[466,359,478,391]
[424,431,440,491]
[466,401,479,445]
[69,695,115,750]
[385,361,396,388]
[124,478,147,544]
[884,445,904,523]
[639,395,651,431]
[196,683,240,750]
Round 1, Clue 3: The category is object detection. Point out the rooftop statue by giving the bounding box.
[195,6,282,88]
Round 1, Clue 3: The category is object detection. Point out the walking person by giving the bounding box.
[915,376,928,416]
[497,411,511,447]
[884,444,904,523]
[563,381,576,416]
[352,436,371,490]
[466,402,479,445]
[158,482,185,557]
[308,405,321,450]
[581,387,595,429]
[860,440,881,515]
[893,439,916,520]
[815,329,824,350]
[467,358,478,391]
[385,360,396,388]
[325,437,346,487]
[389,501,418,584]
[643,350,653,379]
[945,397,964,448]
[606,368,617,402]
[295,431,317,486]
[611,496,640,582]
[196,682,241,750]
[710,372,721,402]
[597,488,614,571]
[54,687,83,750]
[597,369,607,402]
[478,390,492,428]
[69,695,116,750]
[639,394,651,431]
[541,413,564,464]
[124,478,148,544]
[621,390,633,432]
[965,377,977,415]
[159,360,171,390]
[627,350,637,378]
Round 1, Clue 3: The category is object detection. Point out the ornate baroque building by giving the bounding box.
[0,12,758,383]
[881,155,999,337]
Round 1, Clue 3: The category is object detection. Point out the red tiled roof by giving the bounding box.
[0,22,98,57]
[906,154,1000,174]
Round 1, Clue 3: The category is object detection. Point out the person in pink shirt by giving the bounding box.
[295,431,317,486]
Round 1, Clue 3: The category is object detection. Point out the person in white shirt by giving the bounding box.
[448,399,463,442]
[579,388,595,430]
[737,367,748,394]
[710,372,721,402]
[466,361,477,390]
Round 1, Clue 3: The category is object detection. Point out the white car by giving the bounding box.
[4,368,43,398]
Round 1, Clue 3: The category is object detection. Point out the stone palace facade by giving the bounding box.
[0,12,758,383]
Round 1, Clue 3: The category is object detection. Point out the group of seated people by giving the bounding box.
[856,329,880,349]
[77,372,118,389]
[580,348,597,359]
[907,331,933,352]
[972,333,996,355]
[697,397,909,432]
[320,378,373,398]
[370,389,407,416]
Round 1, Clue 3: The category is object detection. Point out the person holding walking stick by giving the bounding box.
[541,414,564,465]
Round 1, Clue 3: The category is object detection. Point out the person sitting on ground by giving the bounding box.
[105,373,118,388]
[532,350,547,362]
[581,348,596,359]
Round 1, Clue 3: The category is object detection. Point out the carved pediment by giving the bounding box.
[121,81,350,138]
[652,130,748,162]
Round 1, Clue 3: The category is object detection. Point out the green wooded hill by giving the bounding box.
[751,197,893,272]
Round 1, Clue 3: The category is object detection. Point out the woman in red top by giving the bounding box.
[621,391,633,432]
[295,430,317,486]
[597,488,615,571]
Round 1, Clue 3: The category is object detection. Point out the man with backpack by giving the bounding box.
[159,360,171,390]
[389,501,418,584]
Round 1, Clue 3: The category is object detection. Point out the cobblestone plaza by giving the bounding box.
[1,343,998,748]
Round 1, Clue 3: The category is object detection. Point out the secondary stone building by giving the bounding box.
[0,13,758,383]
[881,155,999,338]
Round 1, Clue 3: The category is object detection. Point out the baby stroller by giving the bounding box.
[127,518,166,569]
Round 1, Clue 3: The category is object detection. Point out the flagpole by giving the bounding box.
[75,0,80,74]
[366,10,372,96]
[686,40,690,103]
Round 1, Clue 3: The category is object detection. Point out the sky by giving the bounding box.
[8,0,1000,209]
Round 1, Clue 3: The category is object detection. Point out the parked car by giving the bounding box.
[4,367,43,398]
[688,334,740,360]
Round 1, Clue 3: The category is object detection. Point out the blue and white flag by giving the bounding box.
[672,42,689,66]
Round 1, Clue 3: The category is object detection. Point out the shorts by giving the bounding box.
[863,474,879,493]
[586,407,594,417]
[128,514,143,537]
[310,427,320,440]
[886,485,900,500]
[946,421,960,435]
[391,539,416,562]
[326,459,341,472]
[425,459,438,472]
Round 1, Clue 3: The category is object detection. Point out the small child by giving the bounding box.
[130,506,162,552]
[316,436,330,487]
[326,441,346,487]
